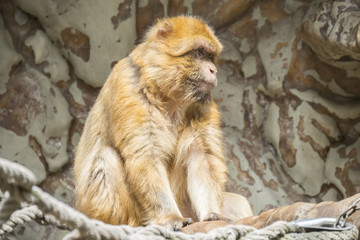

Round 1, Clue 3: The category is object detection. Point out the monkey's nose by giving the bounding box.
[209,66,217,74]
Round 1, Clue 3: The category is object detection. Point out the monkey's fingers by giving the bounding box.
[183,217,193,227]
[203,212,233,224]
[155,215,193,231]
[203,212,219,221]
[171,217,193,231]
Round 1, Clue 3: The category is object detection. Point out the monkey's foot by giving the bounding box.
[203,212,232,223]
[155,214,193,231]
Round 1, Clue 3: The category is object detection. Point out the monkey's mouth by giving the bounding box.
[185,78,213,103]
[199,79,216,92]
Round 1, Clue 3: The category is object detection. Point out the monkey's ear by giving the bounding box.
[156,22,173,40]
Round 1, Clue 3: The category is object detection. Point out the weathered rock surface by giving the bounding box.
[0,0,359,239]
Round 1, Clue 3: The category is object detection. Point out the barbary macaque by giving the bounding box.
[74,16,252,230]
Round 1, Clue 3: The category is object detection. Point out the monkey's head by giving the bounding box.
[134,16,223,104]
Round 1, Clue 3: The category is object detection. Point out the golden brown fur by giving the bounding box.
[74,16,252,230]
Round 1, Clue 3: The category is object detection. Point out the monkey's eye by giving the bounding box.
[195,47,206,59]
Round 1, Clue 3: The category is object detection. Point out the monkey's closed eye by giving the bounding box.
[195,47,206,59]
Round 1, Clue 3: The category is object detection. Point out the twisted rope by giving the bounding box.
[0,192,20,222]
[0,205,42,235]
[0,157,358,239]
[0,158,36,190]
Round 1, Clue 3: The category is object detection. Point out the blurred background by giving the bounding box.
[0,0,359,238]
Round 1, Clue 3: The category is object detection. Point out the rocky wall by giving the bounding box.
[0,0,359,239]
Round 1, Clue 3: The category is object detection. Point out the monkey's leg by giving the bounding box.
[221,192,253,221]
[187,153,252,222]
[75,141,141,226]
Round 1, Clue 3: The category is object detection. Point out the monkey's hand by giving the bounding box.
[154,214,193,231]
[203,212,233,224]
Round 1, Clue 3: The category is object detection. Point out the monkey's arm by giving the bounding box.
[176,102,228,221]
[120,125,193,229]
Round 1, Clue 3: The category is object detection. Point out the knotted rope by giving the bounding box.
[0,157,358,239]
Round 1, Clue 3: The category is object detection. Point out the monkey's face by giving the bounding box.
[182,47,218,103]
[138,16,223,104]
